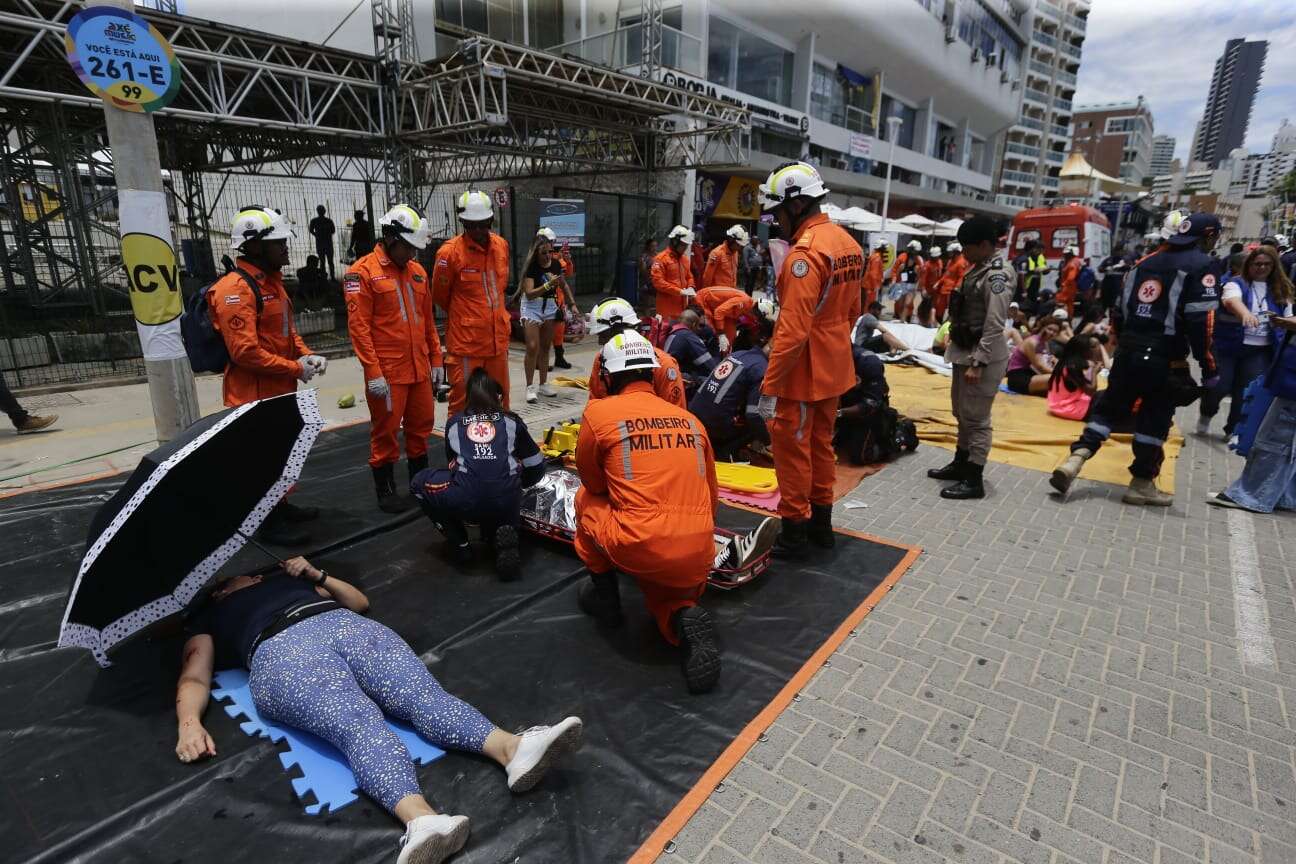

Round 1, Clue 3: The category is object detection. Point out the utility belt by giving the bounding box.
[248,598,341,665]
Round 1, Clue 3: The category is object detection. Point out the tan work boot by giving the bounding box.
[1050,448,1092,495]
[1122,477,1172,507]
[15,413,57,433]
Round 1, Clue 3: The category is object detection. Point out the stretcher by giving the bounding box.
[519,467,772,590]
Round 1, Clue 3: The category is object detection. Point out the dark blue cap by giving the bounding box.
[1166,212,1221,246]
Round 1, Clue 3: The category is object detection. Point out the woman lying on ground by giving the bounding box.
[176,555,582,864]
[1004,319,1060,395]
[1046,334,1101,421]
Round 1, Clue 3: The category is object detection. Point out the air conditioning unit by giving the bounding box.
[971,48,981,63]
[945,26,957,44]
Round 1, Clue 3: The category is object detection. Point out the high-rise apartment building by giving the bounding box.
[1071,97,1154,186]
[1149,135,1176,177]
[996,0,1089,208]
[1190,38,1267,168]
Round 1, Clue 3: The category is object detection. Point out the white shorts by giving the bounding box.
[520,296,557,323]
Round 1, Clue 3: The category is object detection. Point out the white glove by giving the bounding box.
[367,377,390,398]
[302,354,328,375]
[431,366,446,386]
[718,334,730,353]
[757,394,777,421]
[296,360,316,383]
[682,287,697,298]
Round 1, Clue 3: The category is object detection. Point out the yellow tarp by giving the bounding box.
[886,364,1182,492]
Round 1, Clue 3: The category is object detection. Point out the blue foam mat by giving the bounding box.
[211,668,445,814]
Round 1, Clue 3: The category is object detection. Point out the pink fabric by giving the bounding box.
[1047,376,1090,421]
[719,489,781,512]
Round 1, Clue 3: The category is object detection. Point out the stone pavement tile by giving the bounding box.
[827,786,882,840]
[749,837,821,864]
[772,793,832,849]
[721,796,786,857]
[805,831,881,864]
[671,802,738,861]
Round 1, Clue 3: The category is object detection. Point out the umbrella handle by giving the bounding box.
[236,530,288,565]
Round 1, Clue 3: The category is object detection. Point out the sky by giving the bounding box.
[1073,0,1296,161]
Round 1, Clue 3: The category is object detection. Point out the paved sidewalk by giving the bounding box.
[658,406,1296,864]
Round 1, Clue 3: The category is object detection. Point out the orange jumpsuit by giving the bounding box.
[1057,257,1081,317]
[587,347,687,408]
[432,231,512,414]
[920,258,945,296]
[208,259,310,407]
[697,287,752,344]
[650,247,694,320]
[575,380,718,642]
[553,252,575,348]
[863,251,885,309]
[763,213,862,521]
[345,243,442,468]
[934,254,970,321]
[702,243,739,288]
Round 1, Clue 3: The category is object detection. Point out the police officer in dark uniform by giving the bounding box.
[688,310,773,459]
[410,369,547,577]
[927,215,1014,500]
[1050,212,1221,505]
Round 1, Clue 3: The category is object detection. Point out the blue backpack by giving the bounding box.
[180,266,263,373]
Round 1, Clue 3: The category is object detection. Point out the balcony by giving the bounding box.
[1050,124,1071,137]
[1029,59,1054,78]
[1015,116,1045,132]
[996,194,1033,208]
[1054,97,1072,112]
[1041,176,1060,189]
[1034,31,1058,48]
[1045,150,1064,164]
[1037,1,1062,21]
[1006,142,1041,159]
[1024,87,1050,106]
[1002,170,1038,185]
[1054,68,1077,87]
[1065,13,1087,33]
[1061,41,1082,60]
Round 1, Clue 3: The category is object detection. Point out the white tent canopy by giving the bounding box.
[897,214,938,228]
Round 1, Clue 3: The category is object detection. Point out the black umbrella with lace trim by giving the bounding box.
[58,390,324,666]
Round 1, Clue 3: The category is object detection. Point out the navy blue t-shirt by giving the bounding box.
[187,575,326,669]
[689,348,767,428]
[664,325,718,375]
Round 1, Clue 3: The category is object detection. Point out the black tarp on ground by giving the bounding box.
[0,424,911,864]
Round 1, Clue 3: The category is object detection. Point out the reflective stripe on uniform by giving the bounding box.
[1120,269,1137,310]
[1084,420,1112,440]
[393,276,410,322]
[454,419,469,472]
[618,420,635,480]
[503,414,518,475]
[795,401,808,442]
[712,356,746,404]
[1163,271,1187,336]
[1186,300,1220,314]
[1133,432,1166,447]
[686,417,706,476]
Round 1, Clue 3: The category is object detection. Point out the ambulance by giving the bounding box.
[1007,204,1112,294]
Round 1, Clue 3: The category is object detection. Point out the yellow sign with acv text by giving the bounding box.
[121,232,181,326]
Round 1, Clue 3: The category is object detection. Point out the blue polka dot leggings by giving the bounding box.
[248,609,496,813]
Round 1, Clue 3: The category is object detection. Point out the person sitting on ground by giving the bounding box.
[585,297,686,407]
[1046,334,1101,421]
[688,306,775,461]
[663,308,719,384]
[176,555,582,864]
[1004,318,1060,395]
[1004,302,1029,346]
[833,346,895,465]
[411,369,545,577]
[851,313,908,354]
[574,332,776,693]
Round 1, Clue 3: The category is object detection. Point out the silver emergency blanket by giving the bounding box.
[520,468,581,536]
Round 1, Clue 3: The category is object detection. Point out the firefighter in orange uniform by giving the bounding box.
[573,331,722,692]
[756,162,862,557]
[697,286,754,353]
[585,298,686,408]
[209,206,325,544]
[432,190,512,415]
[920,245,946,301]
[346,205,443,513]
[863,243,887,309]
[1056,246,1081,318]
[650,225,696,320]
[538,226,576,370]
[934,241,969,322]
[702,225,749,289]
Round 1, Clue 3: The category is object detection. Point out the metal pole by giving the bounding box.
[880,116,903,223]
[101,0,199,441]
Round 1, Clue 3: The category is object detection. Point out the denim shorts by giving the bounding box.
[520,296,557,323]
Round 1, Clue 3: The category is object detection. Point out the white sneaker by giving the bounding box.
[539,382,558,397]
[1195,416,1211,436]
[525,384,538,403]
[505,716,584,793]
[397,814,470,864]
[722,517,779,570]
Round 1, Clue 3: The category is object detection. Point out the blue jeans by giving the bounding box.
[1224,397,1296,512]
[1202,344,1272,433]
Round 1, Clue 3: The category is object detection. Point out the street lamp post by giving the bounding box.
[880,115,904,223]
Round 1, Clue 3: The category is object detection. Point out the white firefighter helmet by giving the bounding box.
[536,226,557,242]
[667,224,694,246]
[755,296,779,323]
[589,297,641,335]
[907,239,922,251]
[759,161,829,211]
[378,204,429,250]
[1159,209,1188,240]
[725,225,750,246]
[456,190,494,222]
[947,241,962,253]
[930,246,943,257]
[229,207,295,252]
[600,330,660,373]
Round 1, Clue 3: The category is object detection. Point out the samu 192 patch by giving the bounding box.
[791,258,810,278]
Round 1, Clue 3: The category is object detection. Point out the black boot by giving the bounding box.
[673,606,721,694]
[441,518,473,565]
[407,454,429,488]
[257,506,310,547]
[927,448,968,481]
[577,571,624,627]
[492,524,520,581]
[771,518,809,560]
[808,503,835,549]
[274,499,320,522]
[372,464,412,514]
[940,461,986,500]
[553,345,573,369]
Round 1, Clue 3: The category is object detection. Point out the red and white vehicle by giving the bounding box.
[1007,204,1112,293]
